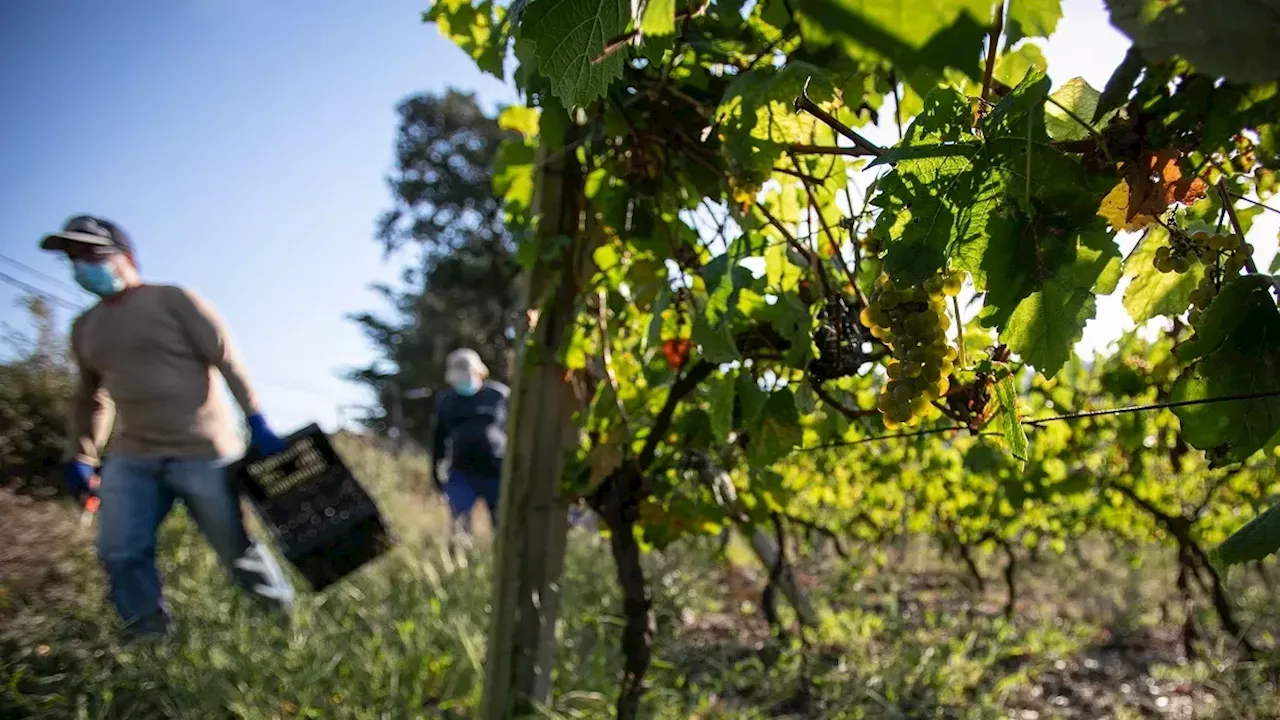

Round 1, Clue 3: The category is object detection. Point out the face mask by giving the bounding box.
[454,378,479,397]
[73,260,126,297]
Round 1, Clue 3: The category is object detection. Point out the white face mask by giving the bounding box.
[446,367,479,396]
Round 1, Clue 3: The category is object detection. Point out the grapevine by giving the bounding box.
[419,0,1280,715]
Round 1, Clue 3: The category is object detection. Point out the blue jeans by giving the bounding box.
[96,455,293,636]
[443,468,500,533]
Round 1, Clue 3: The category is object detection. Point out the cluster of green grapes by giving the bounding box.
[1152,231,1252,275]
[1153,230,1255,325]
[859,270,963,428]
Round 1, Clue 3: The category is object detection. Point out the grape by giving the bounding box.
[809,296,866,381]
[865,269,962,426]
[942,271,964,297]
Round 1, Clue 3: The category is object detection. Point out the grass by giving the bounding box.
[2,434,1278,719]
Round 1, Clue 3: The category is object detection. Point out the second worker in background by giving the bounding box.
[431,348,509,550]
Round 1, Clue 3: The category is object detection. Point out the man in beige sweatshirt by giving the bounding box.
[41,214,295,640]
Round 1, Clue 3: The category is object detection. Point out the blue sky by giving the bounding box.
[0,0,517,434]
[1,1,1275,436]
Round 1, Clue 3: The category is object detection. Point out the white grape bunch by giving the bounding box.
[860,269,963,428]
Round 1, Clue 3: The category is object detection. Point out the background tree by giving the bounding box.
[0,296,77,497]
[347,90,520,442]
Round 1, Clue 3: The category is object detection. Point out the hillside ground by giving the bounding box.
[2,436,1277,719]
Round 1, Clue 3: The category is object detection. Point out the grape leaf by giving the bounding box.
[1007,0,1062,39]
[1212,502,1280,570]
[1105,0,1280,85]
[993,43,1047,88]
[494,139,538,213]
[1045,77,1110,142]
[706,373,736,443]
[640,0,676,35]
[874,70,1107,289]
[425,0,508,78]
[748,388,802,465]
[1171,275,1280,465]
[792,0,993,88]
[981,225,1123,378]
[1121,225,1204,323]
[737,371,768,426]
[498,106,541,139]
[518,0,631,108]
[692,315,741,363]
[1098,150,1209,232]
[716,62,840,176]
[994,375,1029,460]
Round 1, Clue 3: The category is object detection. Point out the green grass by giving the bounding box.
[3,436,1277,719]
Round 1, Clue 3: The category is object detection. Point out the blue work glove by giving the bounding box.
[64,461,97,499]
[246,414,287,457]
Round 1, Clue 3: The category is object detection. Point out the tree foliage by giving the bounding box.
[1,297,76,498]
[349,91,521,440]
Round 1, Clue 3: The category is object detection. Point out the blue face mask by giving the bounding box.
[73,260,126,297]
[454,379,479,397]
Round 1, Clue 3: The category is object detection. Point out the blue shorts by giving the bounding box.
[443,468,500,518]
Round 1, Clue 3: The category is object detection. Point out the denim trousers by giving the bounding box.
[96,454,294,637]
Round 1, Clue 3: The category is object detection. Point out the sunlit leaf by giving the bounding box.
[993,375,1029,460]
[1121,225,1204,323]
[640,0,676,36]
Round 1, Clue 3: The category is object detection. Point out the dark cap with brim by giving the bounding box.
[40,215,134,255]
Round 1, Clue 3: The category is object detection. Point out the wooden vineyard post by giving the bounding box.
[480,114,594,718]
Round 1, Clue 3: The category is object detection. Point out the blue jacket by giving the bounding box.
[431,381,509,479]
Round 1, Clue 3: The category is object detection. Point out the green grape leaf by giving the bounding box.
[1122,225,1203,322]
[518,0,631,108]
[981,226,1123,378]
[692,315,741,364]
[993,375,1029,461]
[640,0,676,36]
[1212,502,1280,569]
[993,43,1047,89]
[1093,45,1144,122]
[707,372,736,443]
[493,139,537,212]
[1171,275,1280,465]
[1007,0,1062,39]
[716,62,839,176]
[736,371,768,427]
[498,105,541,139]
[425,0,509,78]
[1045,77,1112,142]
[792,0,992,88]
[874,70,1106,289]
[748,388,803,465]
[1105,0,1280,85]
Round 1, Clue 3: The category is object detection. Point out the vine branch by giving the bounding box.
[980,1,1006,104]
[794,79,883,157]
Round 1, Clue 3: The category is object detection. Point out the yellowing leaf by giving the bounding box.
[498,105,541,139]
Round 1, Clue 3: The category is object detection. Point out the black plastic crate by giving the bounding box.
[227,424,395,591]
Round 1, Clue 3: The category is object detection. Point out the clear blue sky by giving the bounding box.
[0,0,517,434]
[1,1,1274,436]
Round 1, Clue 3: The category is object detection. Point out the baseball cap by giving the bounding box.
[40,215,135,256]
[446,348,489,376]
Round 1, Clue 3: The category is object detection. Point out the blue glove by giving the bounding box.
[247,414,287,457]
[65,461,97,499]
